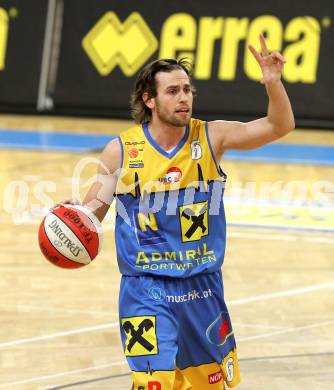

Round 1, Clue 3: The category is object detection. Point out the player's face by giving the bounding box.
[153,70,193,127]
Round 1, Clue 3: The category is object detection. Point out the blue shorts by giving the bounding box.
[119,271,240,389]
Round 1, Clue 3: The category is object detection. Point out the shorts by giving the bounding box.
[119,271,240,389]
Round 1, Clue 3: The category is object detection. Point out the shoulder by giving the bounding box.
[99,137,122,174]
[189,118,240,134]
[119,123,144,140]
[208,120,244,132]
[189,117,205,129]
[207,120,245,152]
[100,123,145,173]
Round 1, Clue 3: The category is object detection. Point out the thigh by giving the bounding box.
[119,276,190,390]
[174,271,240,389]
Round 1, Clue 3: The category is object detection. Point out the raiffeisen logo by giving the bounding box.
[159,167,182,183]
[83,11,329,83]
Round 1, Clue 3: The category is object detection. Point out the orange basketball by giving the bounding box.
[38,205,103,269]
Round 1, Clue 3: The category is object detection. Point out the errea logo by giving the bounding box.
[0,7,17,71]
[83,12,324,83]
[82,12,158,76]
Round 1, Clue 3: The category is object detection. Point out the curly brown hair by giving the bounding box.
[130,58,194,123]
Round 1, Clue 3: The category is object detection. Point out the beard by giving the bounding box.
[155,101,191,127]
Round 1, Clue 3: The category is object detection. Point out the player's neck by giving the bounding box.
[148,119,187,151]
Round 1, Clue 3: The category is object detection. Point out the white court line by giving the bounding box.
[239,319,334,342]
[2,283,333,350]
[229,231,296,241]
[0,360,128,388]
[2,321,334,389]
[0,322,119,349]
[0,283,333,387]
[0,303,117,317]
[227,283,334,306]
[229,231,334,244]
[233,322,287,330]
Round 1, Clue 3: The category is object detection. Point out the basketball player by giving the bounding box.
[57,35,294,389]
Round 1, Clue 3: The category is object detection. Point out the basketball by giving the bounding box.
[38,205,103,269]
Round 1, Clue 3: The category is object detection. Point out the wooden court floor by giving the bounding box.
[0,115,333,389]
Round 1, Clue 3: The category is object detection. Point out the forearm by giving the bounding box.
[83,177,115,222]
[265,80,295,136]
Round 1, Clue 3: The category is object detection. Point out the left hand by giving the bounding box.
[248,34,286,84]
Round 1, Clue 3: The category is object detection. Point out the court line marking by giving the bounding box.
[0,360,127,388]
[1,283,333,350]
[0,303,116,317]
[228,231,334,244]
[47,372,131,390]
[4,348,334,388]
[0,322,119,349]
[227,282,334,306]
[0,283,333,387]
[239,319,334,342]
[233,322,287,330]
[241,351,334,362]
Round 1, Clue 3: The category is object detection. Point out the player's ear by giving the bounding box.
[142,92,155,110]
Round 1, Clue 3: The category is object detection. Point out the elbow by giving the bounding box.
[287,109,296,133]
[273,117,295,138]
[284,118,295,135]
[288,115,296,132]
[288,118,295,134]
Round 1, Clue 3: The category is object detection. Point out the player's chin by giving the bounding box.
[174,112,191,126]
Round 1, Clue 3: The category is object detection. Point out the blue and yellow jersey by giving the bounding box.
[115,118,227,277]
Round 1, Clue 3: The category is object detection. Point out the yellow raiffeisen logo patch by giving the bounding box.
[121,316,158,357]
[179,201,209,242]
[82,12,158,76]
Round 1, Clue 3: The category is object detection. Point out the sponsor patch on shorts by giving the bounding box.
[208,370,223,384]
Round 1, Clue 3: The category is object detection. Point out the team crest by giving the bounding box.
[191,140,202,160]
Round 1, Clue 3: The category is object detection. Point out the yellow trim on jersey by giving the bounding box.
[116,118,225,196]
